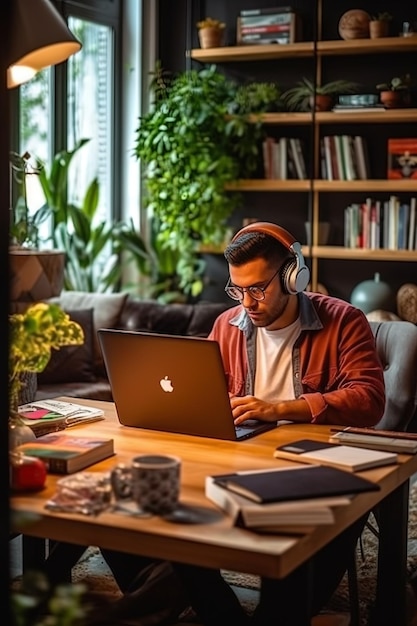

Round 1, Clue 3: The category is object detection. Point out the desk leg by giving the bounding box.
[255,560,313,626]
[371,480,409,626]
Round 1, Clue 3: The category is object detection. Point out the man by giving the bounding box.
[170,221,385,626]
[50,221,386,625]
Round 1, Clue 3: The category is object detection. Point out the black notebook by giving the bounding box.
[212,464,380,504]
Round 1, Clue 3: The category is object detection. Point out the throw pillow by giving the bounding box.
[37,308,95,384]
[48,291,129,373]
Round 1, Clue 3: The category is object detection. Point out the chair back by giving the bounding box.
[369,321,417,431]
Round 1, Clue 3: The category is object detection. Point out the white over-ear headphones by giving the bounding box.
[231,221,310,295]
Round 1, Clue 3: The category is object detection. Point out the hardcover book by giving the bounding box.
[273,439,398,472]
[16,433,115,474]
[205,476,348,533]
[329,427,417,454]
[211,464,379,504]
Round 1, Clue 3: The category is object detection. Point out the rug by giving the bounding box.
[72,483,417,625]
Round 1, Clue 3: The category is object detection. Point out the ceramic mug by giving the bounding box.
[132,454,181,514]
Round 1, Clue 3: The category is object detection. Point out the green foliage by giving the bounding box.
[9,303,84,414]
[11,570,88,626]
[376,74,413,91]
[234,81,283,114]
[371,11,392,21]
[282,77,360,111]
[135,64,262,296]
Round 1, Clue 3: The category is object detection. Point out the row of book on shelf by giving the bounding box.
[321,135,370,181]
[263,136,307,179]
[344,196,417,251]
[236,6,300,45]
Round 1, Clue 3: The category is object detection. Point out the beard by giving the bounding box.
[245,293,291,330]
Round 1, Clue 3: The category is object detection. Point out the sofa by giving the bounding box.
[35,291,231,402]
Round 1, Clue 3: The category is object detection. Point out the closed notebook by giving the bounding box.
[212,464,379,504]
[17,433,115,474]
[273,439,398,472]
[329,428,417,454]
[205,475,353,533]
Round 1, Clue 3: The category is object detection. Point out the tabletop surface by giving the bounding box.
[10,397,417,579]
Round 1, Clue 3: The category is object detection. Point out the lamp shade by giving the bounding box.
[7,0,82,88]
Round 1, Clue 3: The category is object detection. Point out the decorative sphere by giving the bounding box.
[350,273,395,314]
[338,9,371,40]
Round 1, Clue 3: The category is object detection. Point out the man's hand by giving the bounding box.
[231,395,312,425]
[231,395,278,425]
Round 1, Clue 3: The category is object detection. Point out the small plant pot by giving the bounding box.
[309,94,333,112]
[198,27,224,49]
[369,20,390,38]
[379,90,404,109]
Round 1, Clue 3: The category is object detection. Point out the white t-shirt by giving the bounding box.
[254,317,301,403]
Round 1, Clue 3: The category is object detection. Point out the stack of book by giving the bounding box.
[236,6,300,46]
[18,399,105,436]
[205,463,379,533]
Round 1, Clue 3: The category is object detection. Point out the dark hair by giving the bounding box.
[224,231,289,266]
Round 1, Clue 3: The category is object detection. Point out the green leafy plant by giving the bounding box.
[371,12,393,21]
[135,64,263,297]
[9,303,84,415]
[9,152,50,248]
[234,81,283,114]
[376,74,413,91]
[11,570,89,626]
[282,77,360,111]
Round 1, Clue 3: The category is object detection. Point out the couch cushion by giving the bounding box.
[49,291,129,375]
[37,308,95,384]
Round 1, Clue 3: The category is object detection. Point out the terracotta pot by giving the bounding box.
[369,20,390,38]
[379,90,404,109]
[198,27,224,49]
[309,94,333,111]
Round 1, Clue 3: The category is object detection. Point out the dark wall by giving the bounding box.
[157,1,417,303]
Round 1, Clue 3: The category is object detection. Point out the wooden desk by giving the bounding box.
[11,398,417,625]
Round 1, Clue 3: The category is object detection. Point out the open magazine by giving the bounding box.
[18,399,105,436]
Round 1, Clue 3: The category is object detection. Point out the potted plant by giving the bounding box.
[196,17,225,49]
[369,12,392,38]
[376,74,413,108]
[282,77,360,111]
[134,64,263,298]
[9,152,66,308]
[9,302,84,418]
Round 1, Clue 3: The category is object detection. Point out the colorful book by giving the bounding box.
[211,464,380,504]
[16,432,115,474]
[273,439,398,472]
[240,7,294,17]
[387,138,417,180]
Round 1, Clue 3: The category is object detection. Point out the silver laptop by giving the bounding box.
[98,329,276,441]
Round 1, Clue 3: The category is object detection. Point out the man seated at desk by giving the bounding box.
[45,222,385,626]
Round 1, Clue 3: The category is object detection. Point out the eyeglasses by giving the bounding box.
[224,267,281,302]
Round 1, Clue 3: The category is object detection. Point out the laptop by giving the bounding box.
[98,329,277,441]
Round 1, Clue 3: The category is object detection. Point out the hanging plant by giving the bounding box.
[134,64,263,297]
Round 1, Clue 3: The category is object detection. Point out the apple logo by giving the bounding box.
[160,375,174,392]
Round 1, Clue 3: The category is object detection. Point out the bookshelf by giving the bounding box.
[186,2,417,298]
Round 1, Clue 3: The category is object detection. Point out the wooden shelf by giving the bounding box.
[226,180,311,192]
[246,109,417,126]
[312,246,417,261]
[226,180,417,193]
[188,36,417,64]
